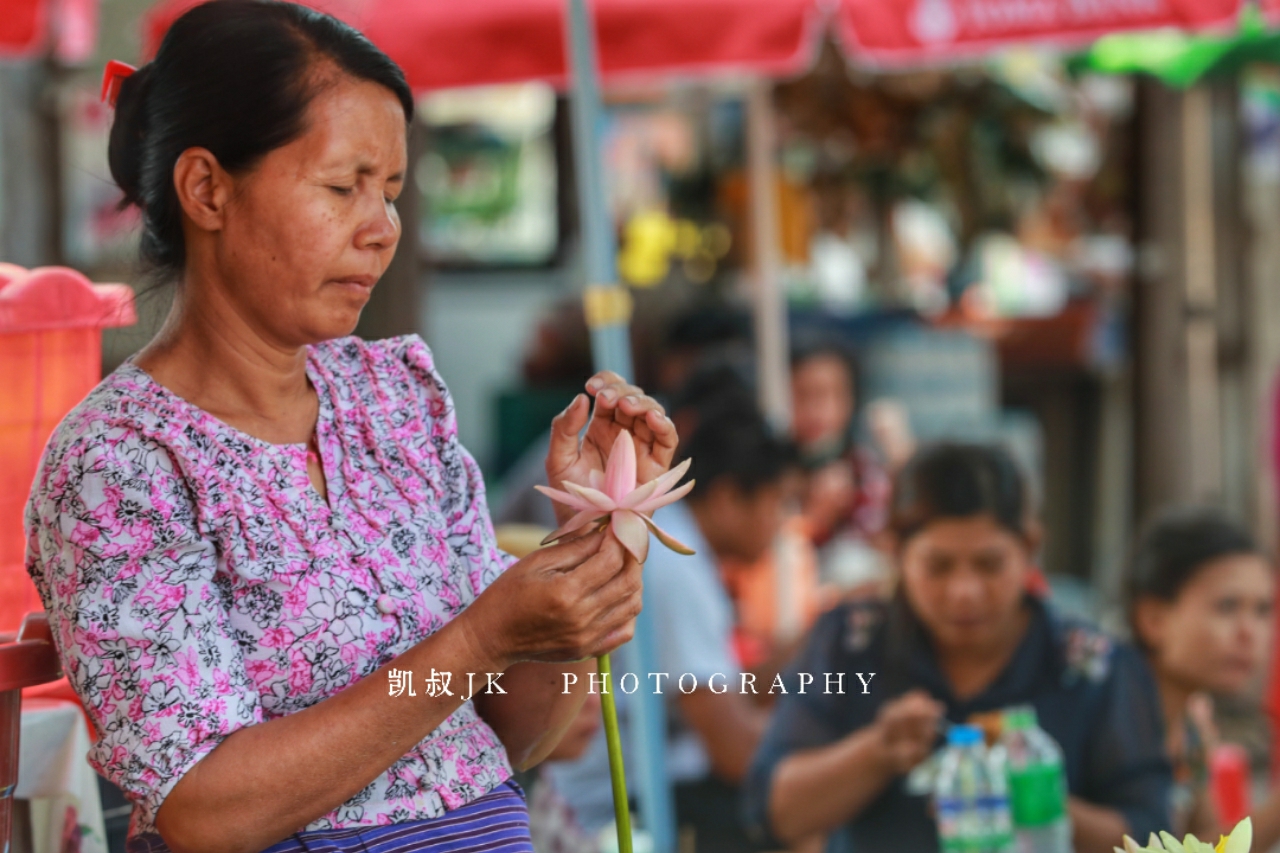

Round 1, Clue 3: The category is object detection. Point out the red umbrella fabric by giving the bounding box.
[144,0,825,91]
[0,0,49,58]
[836,0,1245,67]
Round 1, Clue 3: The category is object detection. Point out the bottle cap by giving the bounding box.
[947,724,983,747]
[1003,705,1037,731]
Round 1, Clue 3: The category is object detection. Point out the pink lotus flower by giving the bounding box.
[536,430,695,563]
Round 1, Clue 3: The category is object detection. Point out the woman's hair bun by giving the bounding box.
[106,64,155,208]
[102,0,413,282]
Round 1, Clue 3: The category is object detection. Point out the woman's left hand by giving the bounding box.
[545,371,678,526]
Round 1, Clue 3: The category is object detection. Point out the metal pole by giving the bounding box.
[746,78,791,433]
[564,2,676,852]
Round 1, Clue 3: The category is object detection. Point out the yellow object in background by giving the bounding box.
[494,524,552,559]
[618,210,733,288]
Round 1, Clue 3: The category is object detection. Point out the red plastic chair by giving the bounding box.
[0,612,63,849]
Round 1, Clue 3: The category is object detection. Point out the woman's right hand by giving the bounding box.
[462,528,642,668]
[872,690,944,776]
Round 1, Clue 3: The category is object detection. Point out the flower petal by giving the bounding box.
[534,484,596,512]
[619,478,660,510]
[541,509,609,546]
[1159,833,1184,853]
[633,479,695,514]
[612,510,650,563]
[1222,819,1252,853]
[640,513,697,555]
[644,458,692,501]
[562,481,618,511]
[604,430,637,503]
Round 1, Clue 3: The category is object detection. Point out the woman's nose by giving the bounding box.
[355,196,400,251]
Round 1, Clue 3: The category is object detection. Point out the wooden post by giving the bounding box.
[1182,84,1223,504]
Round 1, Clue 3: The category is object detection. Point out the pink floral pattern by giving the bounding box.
[24,335,517,840]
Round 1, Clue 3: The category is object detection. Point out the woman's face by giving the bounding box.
[899,515,1032,654]
[791,355,854,452]
[211,69,407,346]
[1140,555,1275,695]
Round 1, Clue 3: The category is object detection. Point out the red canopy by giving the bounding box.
[0,0,48,58]
[837,0,1245,67]
[144,0,825,91]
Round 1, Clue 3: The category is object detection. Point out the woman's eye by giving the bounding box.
[329,186,354,196]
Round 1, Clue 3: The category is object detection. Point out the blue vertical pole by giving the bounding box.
[564,2,676,853]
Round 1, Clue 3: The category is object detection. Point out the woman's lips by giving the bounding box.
[330,276,377,295]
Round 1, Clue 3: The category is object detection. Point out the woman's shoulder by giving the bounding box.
[800,597,891,667]
[310,334,451,412]
[1043,604,1149,690]
[29,365,193,513]
[39,364,177,469]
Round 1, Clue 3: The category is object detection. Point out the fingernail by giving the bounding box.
[600,389,616,403]
[624,395,639,407]
[586,378,603,391]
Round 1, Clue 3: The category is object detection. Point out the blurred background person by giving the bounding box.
[744,442,1172,853]
[1125,508,1276,843]
[788,335,903,599]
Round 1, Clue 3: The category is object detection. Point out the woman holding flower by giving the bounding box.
[23,3,677,852]
[744,443,1172,853]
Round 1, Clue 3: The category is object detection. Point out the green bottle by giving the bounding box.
[1000,707,1071,853]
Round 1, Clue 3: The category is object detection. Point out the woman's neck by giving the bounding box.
[135,283,318,445]
[935,605,1032,702]
[1151,661,1193,754]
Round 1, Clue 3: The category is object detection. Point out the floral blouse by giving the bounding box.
[24,334,518,840]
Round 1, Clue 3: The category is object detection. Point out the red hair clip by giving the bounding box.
[101,60,137,108]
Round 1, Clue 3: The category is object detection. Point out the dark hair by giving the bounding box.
[664,303,753,350]
[789,334,857,387]
[677,391,795,500]
[890,442,1031,544]
[1126,507,1262,645]
[109,0,413,280]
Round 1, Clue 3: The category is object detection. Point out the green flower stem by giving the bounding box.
[597,651,632,853]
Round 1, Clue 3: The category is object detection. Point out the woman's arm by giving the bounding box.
[474,658,596,771]
[1246,789,1280,853]
[155,529,638,853]
[157,611,499,853]
[1068,798,1131,853]
[767,690,942,845]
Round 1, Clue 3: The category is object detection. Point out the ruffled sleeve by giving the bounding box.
[25,428,264,832]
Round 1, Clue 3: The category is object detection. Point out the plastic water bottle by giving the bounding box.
[934,724,1014,853]
[1000,706,1071,853]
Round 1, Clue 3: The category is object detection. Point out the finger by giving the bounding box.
[591,382,645,420]
[617,393,665,419]
[545,533,628,608]
[643,411,678,471]
[585,371,626,395]
[584,548,643,608]
[535,527,608,572]
[545,394,590,476]
[584,578,644,652]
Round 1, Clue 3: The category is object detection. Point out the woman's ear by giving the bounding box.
[173,147,231,232]
[1022,517,1045,556]
[1133,597,1168,654]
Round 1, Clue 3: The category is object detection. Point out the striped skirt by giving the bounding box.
[126,779,533,853]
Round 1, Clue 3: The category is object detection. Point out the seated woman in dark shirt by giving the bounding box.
[743,443,1172,853]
